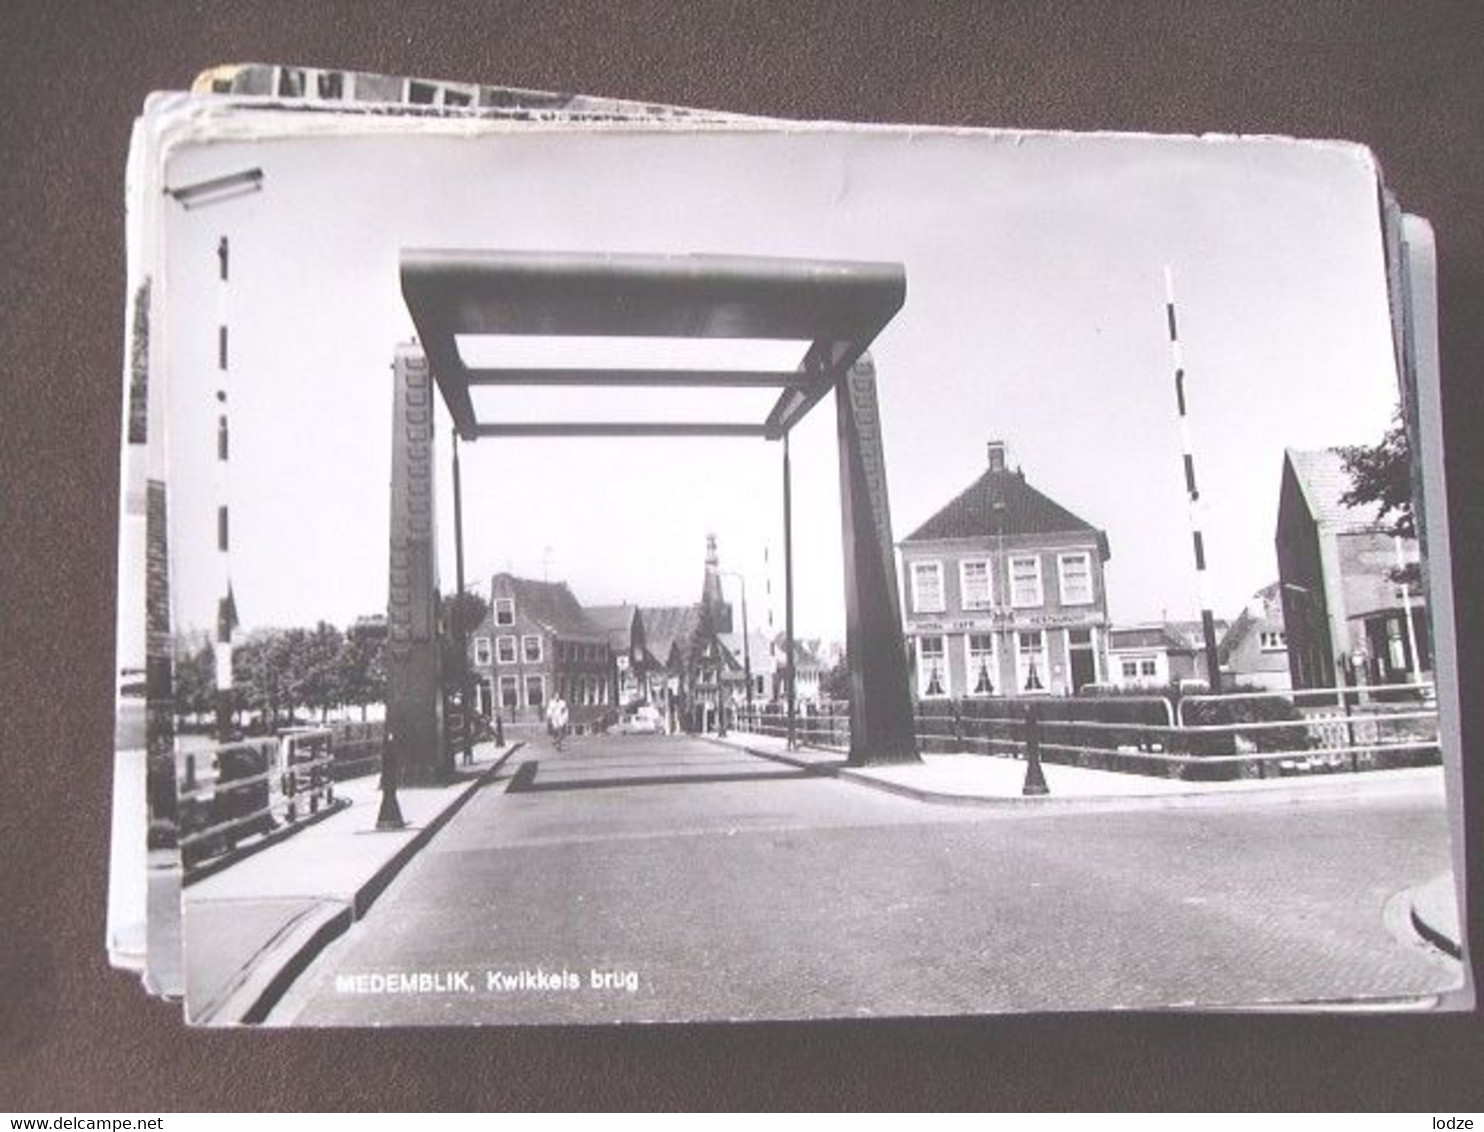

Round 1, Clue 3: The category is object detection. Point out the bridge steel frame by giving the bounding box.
[384,249,920,786]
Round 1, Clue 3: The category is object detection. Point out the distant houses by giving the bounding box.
[464,534,841,735]
[585,603,642,705]
[1217,583,1290,691]
[463,440,1427,723]
[1276,448,1428,690]
[467,574,614,725]
[899,441,1112,698]
[1106,620,1226,691]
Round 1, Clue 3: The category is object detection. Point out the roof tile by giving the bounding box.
[903,467,1106,555]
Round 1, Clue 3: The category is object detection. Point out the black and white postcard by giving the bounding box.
[112,72,1469,1024]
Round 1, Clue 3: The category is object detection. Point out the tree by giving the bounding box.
[234,630,291,730]
[1337,408,1414,538]
[339,617,388,720]
[172,639,215,726]
[822,652,853,702]
[441,591,489,693]
[298,621,345,721]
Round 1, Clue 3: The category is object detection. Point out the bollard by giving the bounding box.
[495,710,504,748]
[283,738,298,824]
[1022,704,1050,796]
[376,727,406,830]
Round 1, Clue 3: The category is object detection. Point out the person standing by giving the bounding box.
[545,692,570,752]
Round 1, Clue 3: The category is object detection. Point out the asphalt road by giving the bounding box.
[273,732,1461,1024]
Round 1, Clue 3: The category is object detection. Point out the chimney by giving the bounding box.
[987,440,1008,473]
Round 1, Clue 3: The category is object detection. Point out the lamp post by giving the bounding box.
[452,427,474,767]
[1393,535,1423,684]
[993,497,1007,695]
[783,432,797,749]
[720,570,754,725]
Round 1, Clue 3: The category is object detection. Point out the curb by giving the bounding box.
[218,741,523,1025]
[728,739,1444,813]
[1407,873,1464,961]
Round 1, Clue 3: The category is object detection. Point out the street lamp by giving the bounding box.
[1392,534,1423,684]
[719,570,754,724]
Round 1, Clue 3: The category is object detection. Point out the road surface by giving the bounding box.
[273,732,1460,1024]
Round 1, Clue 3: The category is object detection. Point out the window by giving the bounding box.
[1009,556,1043,607]
[911,561,945,613]
[276,67,305,97]
[522,635,543,663]
[916,635,948,698]
[966,633,997,696]
[1139,658,1157,677]
[960,559,993,610]
[1015,630,1047,693]
[499,675,519,709]
[494,598,515,627]
[473,637,492,666]
[1121,659,1139,679]
[496,636,517,664]
[1385,619,1408,671]
[1058,553,1094,605]
[1259,631,1287,652]
[524,674,545,708]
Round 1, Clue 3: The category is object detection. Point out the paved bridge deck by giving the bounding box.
[269,731,1461,1025]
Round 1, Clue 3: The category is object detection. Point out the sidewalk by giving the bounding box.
[720,733,1448,811]
[182,739,522,1024]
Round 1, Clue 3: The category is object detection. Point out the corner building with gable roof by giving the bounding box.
[899,441,1112,700]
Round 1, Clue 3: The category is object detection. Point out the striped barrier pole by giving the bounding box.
[213,235,239,739]
[1164,265,1223,693]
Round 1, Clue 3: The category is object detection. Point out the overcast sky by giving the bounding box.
[160,120,1399,642]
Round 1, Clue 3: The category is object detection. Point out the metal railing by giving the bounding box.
[733,700,851,751]
[177,726,340,869]
[734,684,1439,782]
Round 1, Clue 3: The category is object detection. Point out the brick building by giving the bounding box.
[899,441,1111,698]
[1276,448,1429,689]
[468,574,613,724]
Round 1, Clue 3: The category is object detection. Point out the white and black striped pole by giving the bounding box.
[213,235,239,740]
[164,169,263,742]
[1164,265,1223,692]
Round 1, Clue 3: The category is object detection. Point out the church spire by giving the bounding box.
[700,532,732,634]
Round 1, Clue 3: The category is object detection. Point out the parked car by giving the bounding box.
[615,704,665,735]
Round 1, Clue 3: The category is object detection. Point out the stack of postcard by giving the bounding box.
[110,63,1471,1025]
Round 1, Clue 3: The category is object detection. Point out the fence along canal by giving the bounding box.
[736,683,1439,781]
